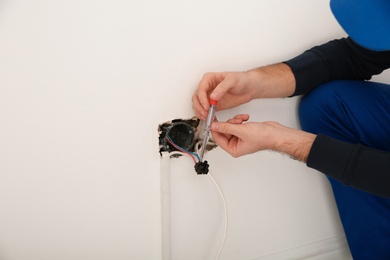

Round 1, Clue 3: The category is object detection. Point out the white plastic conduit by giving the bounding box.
[160,152,171,260]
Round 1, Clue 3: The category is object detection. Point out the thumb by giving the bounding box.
[210,76,234,101]
[211,122,242,137]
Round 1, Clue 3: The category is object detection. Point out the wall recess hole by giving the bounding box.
[158,117,217,157]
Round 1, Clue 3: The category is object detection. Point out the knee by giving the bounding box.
[298,81,347,134]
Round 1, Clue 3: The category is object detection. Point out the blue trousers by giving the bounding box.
[299,80,390,259]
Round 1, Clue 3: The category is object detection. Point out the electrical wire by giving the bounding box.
[166,136,198,163]
[208,172,228,260]
[167,135,200,161]
[165,136,227,259]
[195,140,217,156]
[168,151,190,157]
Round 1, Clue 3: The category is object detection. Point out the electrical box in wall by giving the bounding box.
[158,117,217,156]
[158,117,218,174]
[159,118,199,154]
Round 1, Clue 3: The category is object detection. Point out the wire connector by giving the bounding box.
[194,161,209,175]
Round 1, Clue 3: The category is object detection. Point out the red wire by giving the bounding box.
[166,138,196,164]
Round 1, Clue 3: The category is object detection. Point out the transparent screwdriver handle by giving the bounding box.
[199,99,217,161]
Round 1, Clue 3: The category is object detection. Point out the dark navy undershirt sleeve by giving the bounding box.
[308,134,390,198]
[284,37,390,96]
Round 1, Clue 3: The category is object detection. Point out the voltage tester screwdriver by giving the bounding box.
[195,98,217,175]
[199,98,217,162]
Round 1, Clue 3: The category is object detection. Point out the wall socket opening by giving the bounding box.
[158,117,217,157]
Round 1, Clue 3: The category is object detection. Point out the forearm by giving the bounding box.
[248,63,296,98]
[267,122,316,162]
[211,120,316,161]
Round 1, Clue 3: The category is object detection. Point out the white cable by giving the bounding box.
[195,139,225,259]
[195,140,217,155]
[208,172,228,260]
[168,151,188,157]
[169,146,226,259]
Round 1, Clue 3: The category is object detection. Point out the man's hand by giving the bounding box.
[192,63,296,120]
[192,71,256,120]
[211,115,316,162]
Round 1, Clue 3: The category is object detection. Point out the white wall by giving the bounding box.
[0,0,365,259]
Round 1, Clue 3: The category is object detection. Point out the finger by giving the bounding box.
[211,121,242,137]
[197,73,217,111]
[211,117,232,143]
[223,118,238,140]
[197,89,210,112]
[211,129,230,150]
[211,129,239,157]
[232,114,250,122]
[225,114,250,125]
[210,73,236,101]
[192,93,207,120]
[234,113,249,121]
[227,118,244,124]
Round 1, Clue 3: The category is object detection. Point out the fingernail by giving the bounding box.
[211,122,218,130]
[210,92,218,100]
